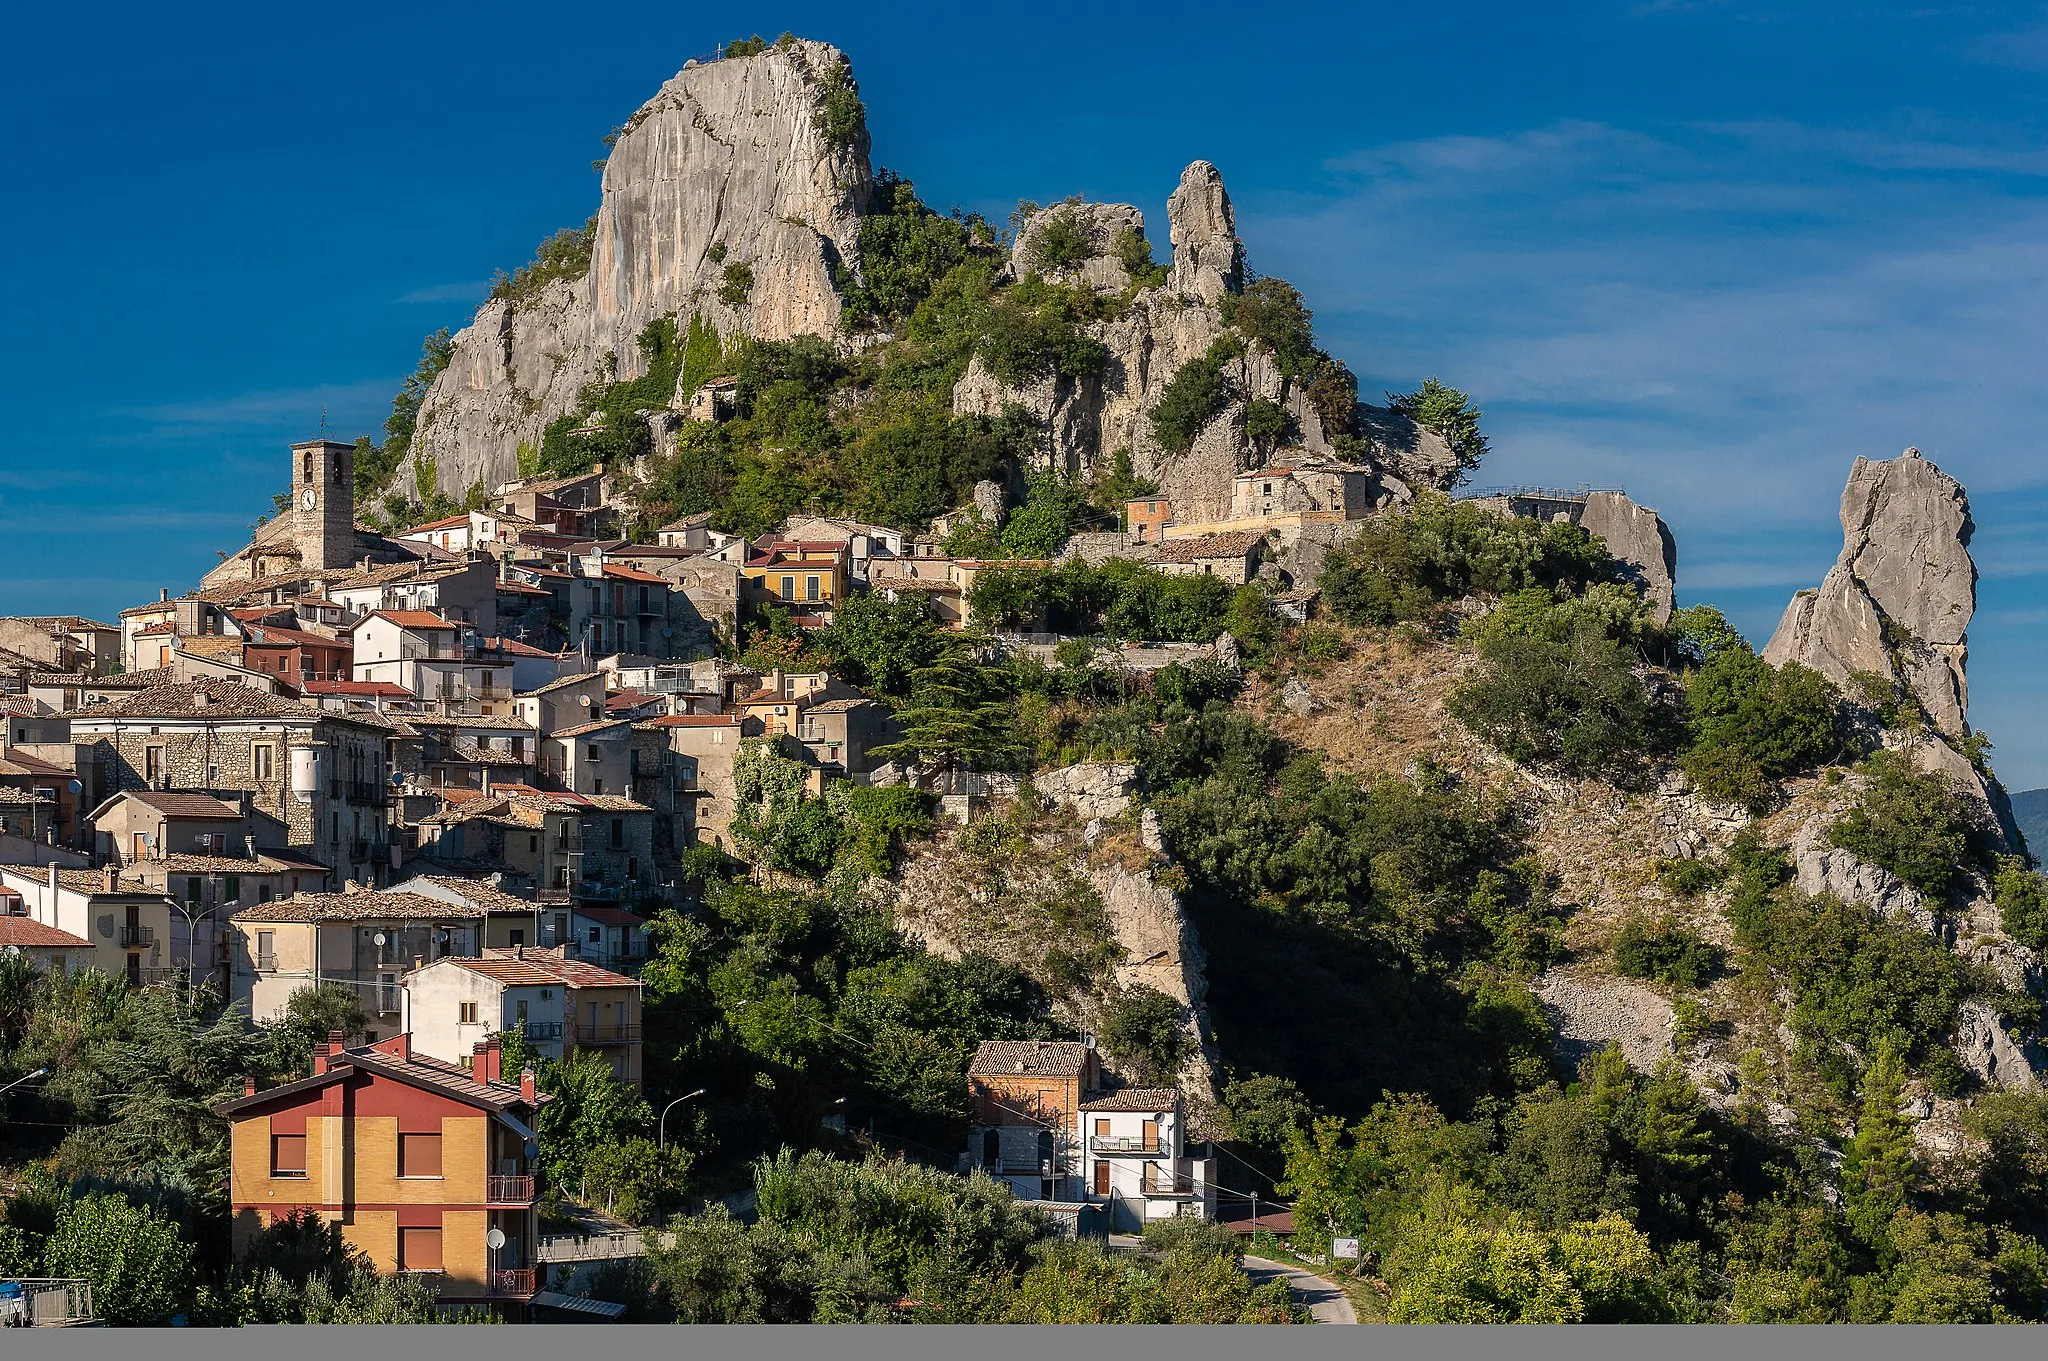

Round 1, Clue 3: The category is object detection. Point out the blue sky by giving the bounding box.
[5,2,2047,783]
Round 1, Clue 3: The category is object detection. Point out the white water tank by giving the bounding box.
[289,744,325,803]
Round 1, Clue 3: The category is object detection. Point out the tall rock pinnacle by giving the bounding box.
[1763,447,1976,738]
[1166,161,1242,305]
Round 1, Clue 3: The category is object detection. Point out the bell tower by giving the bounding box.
[291,439,356,572]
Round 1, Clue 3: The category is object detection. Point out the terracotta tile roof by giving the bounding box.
[599,564,668,584]
[134,621,176,636]
[401,514,472,535]
[0,864,159,896]
[804,697,869,715]
[469,637,558,657]
[218,1043,542,1117]
[6,615,117,633]
[0,789,52,806]
[302,679,413,697]
[244,624,346,649]
[1079,1088,1179,1112]
[357,610,459,632]
[410,876,536,915]
[480,947,639,988]
[518,672,602,698]
[641,714,741,728]
[0,918,91,948]
[548,719,629,739]
[407,713,538,732]
[1142,531,1266,564]
[230,890,482,922]
[175,634,248,660]
[446,741,533,768]
[107,789,243,819]
[431,955,565,986]
[80,678,321,721]
[496,581,555,597]
[0,752,72,779]
[968,1040,1093,1078]
[32,670,163,689]
[871,576,959,593]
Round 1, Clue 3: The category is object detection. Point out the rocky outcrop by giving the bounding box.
[1578,491,1678,623]
[1787,813,1938,932]
[1532,969,1675,1074]
[1083,860,1223,1125]
[1034,762,1138,822]
[1763,448,1975,738]
[1166,162,1242,305]
[1012,201,1150,296]
[1955,1001,2044,1092]
[406,41,873,497]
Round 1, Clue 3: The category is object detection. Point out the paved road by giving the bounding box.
[1242,1255,1358,1325]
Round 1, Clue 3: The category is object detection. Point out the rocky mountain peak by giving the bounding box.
[1166,160,1243,305]
[404,39,873,498]
[1763,447,1976,737]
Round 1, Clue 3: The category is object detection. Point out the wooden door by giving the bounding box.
[1093,1162,1110,1196]
[1142,1119,1158,1150]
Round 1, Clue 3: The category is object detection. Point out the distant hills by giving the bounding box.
[2016,788,2047,860]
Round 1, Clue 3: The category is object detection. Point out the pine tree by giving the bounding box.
[1842,1041,1919,1254]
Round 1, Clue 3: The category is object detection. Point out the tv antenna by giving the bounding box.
[320,404,329,438]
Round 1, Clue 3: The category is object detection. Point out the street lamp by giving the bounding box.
[659,1088,706,1150]
[0,1067,49,1098]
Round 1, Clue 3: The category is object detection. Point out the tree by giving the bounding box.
[1843,1042,1919,1252]
[1447,622,1671,777]
[1149,338,1240,455]
[42,1191,196,1326]
[1826,752,1977,899]
[1095,985,1190,1085]
[1387,377,1488,475]
[1996,857,2048,954]
[816,589,945,700]
[872,640,1020,771]
[262,982,366,1078]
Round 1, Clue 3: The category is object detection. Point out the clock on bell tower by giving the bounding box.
[291,438,356,572]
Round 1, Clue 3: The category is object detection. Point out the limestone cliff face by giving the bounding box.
[407,40,872,497]
[954,163,1456,523]
[1763,448,1975,737]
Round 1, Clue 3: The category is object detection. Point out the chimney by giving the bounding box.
[314,1030,344,1075]
[472,1036,503,1085]
[520,1067,537,1105]
[102,866,118,894]
[160,587,170,603]
[48,862,58,898]
[244,1076,258,1096]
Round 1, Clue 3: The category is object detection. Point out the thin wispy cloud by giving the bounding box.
[398,281,491,304]
[124,378,395,433]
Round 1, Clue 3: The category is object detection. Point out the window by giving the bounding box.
[509,929,524,948]
[144,747,163,784]
[398,1131,443,1178]
[252,745,274,781]
[224,875,239,905]
[587,926,601,944]
[271,1133,307,1177]
[398,1226,443,1272]
[609,818,623,849]
[805,575,820,602]
[458,1001,478,1025]
[259,885,273,903]
[255,930,276,969]
[186,878,202,906]
[587,746,600,762]
[779,575,794,600]
[529,835,539,853]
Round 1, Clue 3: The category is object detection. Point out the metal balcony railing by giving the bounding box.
[489,1268,537,1297]
[571,1022,640,1046]
[119,925,155,948]
[255,952,277,971]
[522,1021,563,1041]
[0,1278,94,1326]
[486,1175,535,1204]
[1141,1170,1197,1196]
[1088,1136,1163,1155]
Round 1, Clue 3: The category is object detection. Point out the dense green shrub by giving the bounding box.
[1656,857,1727,899]
[1682,647,1843,810]
[813,55,866,150]
[1448,623,1672,778]
[1826,752,1979,900]
[1220,277,1316,376]
[1611,918,1723,989]
[1022,204,1095,274]
[489,216,596,305]
[1096,985,1191,1085]
[718,261,756,308]
[1114,226,1168,288]
[1149,337,1241,455]
[1319,494,1617,627]
[840,172,987,330]
[1996,857,2048,954]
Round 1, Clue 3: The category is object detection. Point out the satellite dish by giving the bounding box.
[523,1139,539,1160]
[660,627,673,638]
[579,694,592,708]
[486,1227,507,1251]
[373,932,388,947]
[67,779,82,794]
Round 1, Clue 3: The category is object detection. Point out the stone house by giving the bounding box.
[1125,497,1174,546]
[1140,530,1267,586]
[411,790,657,908]
[515,671,608,738]
[540,718,633,797]
[568,562,676,658]
[351,612,515,713]
[326,559,499,636]
[777,516,905,582]
[241,622,352,691]
[391,714,540,794]
[1225,462,1377,526]
[639,714,750,850]
[69,678,392,891]
[792,697,899,784]
[219,1033,544,1305]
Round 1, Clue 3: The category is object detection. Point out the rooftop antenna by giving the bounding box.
[320,404,328,439]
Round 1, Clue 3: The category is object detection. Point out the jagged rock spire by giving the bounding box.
[1167,161,1242,304]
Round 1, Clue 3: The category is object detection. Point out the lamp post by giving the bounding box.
[659,1088,706,1151]
[0,1066,49,1098]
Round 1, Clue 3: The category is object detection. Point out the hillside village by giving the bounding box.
[4,34,2048,1329]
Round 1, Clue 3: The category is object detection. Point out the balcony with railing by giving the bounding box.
[118,925,155,948]
[570,1021,641,1046]
[521,1021,563,1042]
[1140,1168,1197,1197]
[489,1267,537,1298]
[486,1175,536,1205]
[1088,1135,1163,1155]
